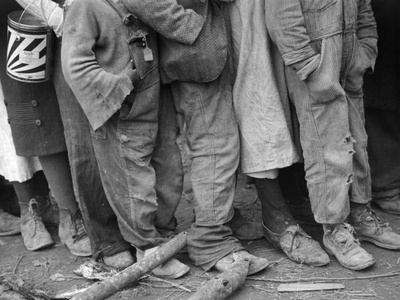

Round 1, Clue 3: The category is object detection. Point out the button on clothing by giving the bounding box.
[0,81,42,183]
[0,0,66,157]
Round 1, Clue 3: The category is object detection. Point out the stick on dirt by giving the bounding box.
[247,271,400,283]
[277,283,345,292]
[71,231,188,300]
[188,253,249,300]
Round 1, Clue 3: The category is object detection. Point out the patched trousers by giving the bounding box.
[170,65,243,270]
[285,34,371,224]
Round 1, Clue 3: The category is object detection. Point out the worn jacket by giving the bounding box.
[122,0,231,83]
[62,0,203,130]
[265,0,378,80]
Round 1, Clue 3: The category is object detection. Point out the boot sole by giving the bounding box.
[357,237,400,250]
[324,246,375,271]
[26,241,55,251]
[69,250,93,257]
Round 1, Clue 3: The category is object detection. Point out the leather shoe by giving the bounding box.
[349,205,400,250]
[0,207,20,236]
[137,246,189,279]
[214,250,269,275]
[263,224,329,266]
[103,250,135,270]
[323,223,375,270]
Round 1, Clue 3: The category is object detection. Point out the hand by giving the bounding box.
[122,60,138,83]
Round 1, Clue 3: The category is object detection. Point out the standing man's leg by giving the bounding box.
[285,35,375,270]
[171,66,268,274]
[91,81,189,278]
[153,84,184,236]
[52,43,133,268]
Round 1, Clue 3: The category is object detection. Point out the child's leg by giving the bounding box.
[38,152,78,213]
[38,152,91,256]
[90,85,166,250]
[252,171,329,267]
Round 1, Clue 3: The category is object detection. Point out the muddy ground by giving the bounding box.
[1,151,400,299]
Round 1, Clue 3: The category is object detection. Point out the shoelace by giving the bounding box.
[360,207,389,235]
[331,223,360,252]
[71,211,88,242]
[289,224,312,252]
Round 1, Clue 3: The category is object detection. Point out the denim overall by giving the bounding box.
[266,0,378,224]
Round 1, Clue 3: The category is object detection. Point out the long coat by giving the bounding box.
[0,0,66,157]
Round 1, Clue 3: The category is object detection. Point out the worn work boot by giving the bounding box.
[349,205,400,250]
[214,250,269,275]
[137,246,190,279]
[0,207,21,236]
[36,194,60,227]
[264,224,329,266]
[103,250,135,270]
[323,223,375,271]
[59,208,92,256]
[20,199,54,251]
[230,208,263,240]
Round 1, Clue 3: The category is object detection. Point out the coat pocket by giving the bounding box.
[301,0,337,13]
[300,0,339,34]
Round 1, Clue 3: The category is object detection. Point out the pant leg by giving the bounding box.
[170,66,243,271]
[52,42,129,259]
[91,82,166,251]
[343,36,373,205]
[346,93,372,204]
[153,84,184,236]
[285,35,354,224]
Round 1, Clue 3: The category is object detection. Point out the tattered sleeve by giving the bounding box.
[61,1,133,131]
[264,0,316,66]
[122,0,205,45]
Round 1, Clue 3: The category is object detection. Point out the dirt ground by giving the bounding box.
[2,161,400,299]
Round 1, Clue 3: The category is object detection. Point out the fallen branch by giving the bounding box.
[188,253,249,300]
[13,255,24,274]
[247,271,400,283]
[72,232,188,300]
[277,283,345,292]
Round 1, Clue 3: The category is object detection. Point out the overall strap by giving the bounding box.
[102,0,139,29]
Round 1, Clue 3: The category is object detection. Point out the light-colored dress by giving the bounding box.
[0,80,41,182]
[224,0,299,175]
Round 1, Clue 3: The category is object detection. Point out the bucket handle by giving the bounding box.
[15,0,49,41]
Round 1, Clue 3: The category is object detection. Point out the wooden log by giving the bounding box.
[277,283,345,292]
[188,253,249,300]
[72,231,188,300]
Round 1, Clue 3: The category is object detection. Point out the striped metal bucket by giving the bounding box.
[7,11,53,83]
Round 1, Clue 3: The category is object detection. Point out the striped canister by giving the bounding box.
[7,10,53,83]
